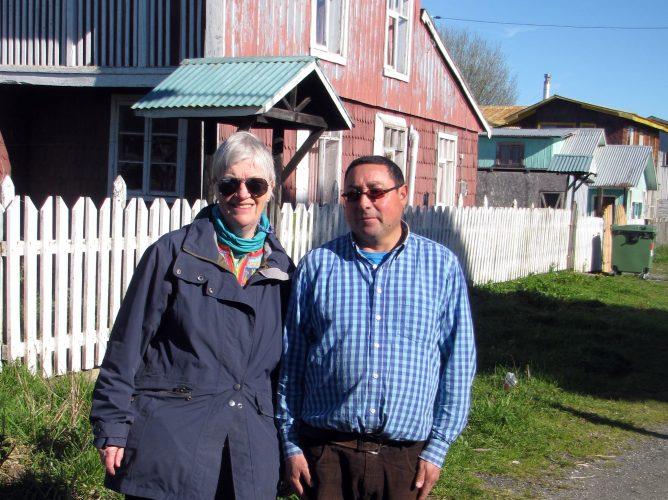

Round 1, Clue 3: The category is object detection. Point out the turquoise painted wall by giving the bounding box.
[478,137,563,170]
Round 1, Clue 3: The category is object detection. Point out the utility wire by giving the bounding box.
[433,16,668,31]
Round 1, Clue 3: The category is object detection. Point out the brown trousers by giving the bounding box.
[301,436,425,500]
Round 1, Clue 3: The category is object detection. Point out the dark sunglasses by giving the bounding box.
[218,177,270,197]
[341,184,403,202]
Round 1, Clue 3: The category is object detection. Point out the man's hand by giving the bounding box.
[414,458,441,500]
[285,453,312,497]
[98,446,125,476]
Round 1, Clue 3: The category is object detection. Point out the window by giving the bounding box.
[108,96,187,198]
[632,202,643,219]
[374,113,408,174]
[627,126,636,145]
[540,192,564,209]
[384,0,412,80]
[310,0,349,65]
[435,133,457,206]
[496,143,524,168]
[295,130,343,204]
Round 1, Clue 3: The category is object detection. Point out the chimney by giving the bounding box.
[543,74,552,100]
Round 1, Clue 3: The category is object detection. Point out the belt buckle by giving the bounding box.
[357,438,382,454]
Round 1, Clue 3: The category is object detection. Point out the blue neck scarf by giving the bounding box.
[212,204,270,256]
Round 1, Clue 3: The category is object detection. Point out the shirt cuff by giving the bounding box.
[93,436,128,449]
[280,428,303,459]
[419,437,451,468]
[92,421,131,442]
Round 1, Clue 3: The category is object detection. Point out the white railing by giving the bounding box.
[1,176,605,376]
[0,0,203,67]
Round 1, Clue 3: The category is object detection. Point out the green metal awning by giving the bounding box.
[132,56,353,131]
[547,154,594,174]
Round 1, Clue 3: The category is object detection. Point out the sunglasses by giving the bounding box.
[218,177,270,197]
[341,184,403,202]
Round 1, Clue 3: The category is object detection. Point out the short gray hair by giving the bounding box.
[211,131,275,185]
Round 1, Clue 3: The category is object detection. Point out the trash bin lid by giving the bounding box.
[611,224,656,234]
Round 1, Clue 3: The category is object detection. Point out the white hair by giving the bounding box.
[211,131,276,186]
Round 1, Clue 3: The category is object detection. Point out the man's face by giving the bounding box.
[342,163,408,247]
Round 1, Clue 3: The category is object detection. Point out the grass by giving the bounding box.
[1,249,667,498]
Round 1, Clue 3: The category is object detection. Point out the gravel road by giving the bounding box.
[544,425,668,499]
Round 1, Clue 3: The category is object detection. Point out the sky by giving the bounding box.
[421,0,668,119]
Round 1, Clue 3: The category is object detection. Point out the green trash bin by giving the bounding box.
[611,224,656,276]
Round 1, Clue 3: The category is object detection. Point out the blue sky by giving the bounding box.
[421,0,668,119]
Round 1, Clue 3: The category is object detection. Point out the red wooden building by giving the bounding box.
[0,0,488,206]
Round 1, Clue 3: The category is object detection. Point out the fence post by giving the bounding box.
[0,175,15,207]
[567,202,579,270]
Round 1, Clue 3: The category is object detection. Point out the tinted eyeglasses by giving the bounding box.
[341,185,403,202]
[218,177,270,197]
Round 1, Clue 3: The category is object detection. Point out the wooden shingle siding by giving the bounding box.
[0,0,203,67]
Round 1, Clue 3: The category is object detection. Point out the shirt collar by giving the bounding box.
[349,220,411,262]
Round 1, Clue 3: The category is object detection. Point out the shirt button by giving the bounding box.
[236,403,244,409]
[175,268,182,275]
[375,314,381,321]
[233,384,242,391]
[369,408,376,414]
[228,400,236,407]
[197,275,205,281]
[372,373,379,379]
[373,342,380,349]
[208,287,214,294]
[372,264,378,270]
[376,287,382,294]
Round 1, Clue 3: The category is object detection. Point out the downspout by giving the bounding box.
[408,126,419,206]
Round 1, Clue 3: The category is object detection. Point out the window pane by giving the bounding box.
[118,133,144,162]
[316,0,327,46]
[396,17,408,73]
[117,162,143,190]
[119,105,144,133]
[149,163,177,193]
[386,18,395,67]
[151,118,179,134]
[151,135,178,163]
[328,0,342,53]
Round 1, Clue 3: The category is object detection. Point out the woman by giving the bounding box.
[90,131,293,499]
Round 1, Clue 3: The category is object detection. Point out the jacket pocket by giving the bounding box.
[254,392,275,419]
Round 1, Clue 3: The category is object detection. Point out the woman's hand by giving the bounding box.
[98,446,125,476]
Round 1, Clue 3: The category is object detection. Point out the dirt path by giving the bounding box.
[544,425,668,499]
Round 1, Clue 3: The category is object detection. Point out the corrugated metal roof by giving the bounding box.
[135,56,313,110]
[132,56,353,129]
[559,128,606,155]
[548,154,593,173]
[487,128,571,138]
[591,145,655,188]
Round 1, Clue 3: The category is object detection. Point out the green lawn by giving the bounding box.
[1,249,667,498]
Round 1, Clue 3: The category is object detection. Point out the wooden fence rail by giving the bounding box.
[1,176,605,376]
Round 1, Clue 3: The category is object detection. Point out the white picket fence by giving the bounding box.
[1,176,604,376]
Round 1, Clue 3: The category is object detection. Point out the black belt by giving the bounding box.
[299,424,421,454]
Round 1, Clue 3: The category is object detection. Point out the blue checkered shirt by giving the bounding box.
[276,227,476,467]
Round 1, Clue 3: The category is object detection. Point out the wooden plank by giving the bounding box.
[157,0,163,65]
[85,0,92,64]
[136,198,149,262]
[158,198,170,237]
[69,198,84,373]
[23,196,39,372]
[122,198,136,296]
[188,0,194,58]
[180,0,186,61]
[124,0,130,65]
[96,198,111,365]
[133,0,138,66]
[109,178,125,328]
[82,198,98,370]
[92,0,98,65]
[170,199,181,232]
[27,0,34,65]
[137,0,146,67]
[39,197,54,377]
[1,1,7,64]
[54,197,69,375]
[101,0,106,66]
[8,0,15,64]
[5,196,22,363]
[116,0,122,65]
[40,0,47,65]
[148,198,161,245]
[148,0,155,66]
[165,0,171,65]
[77,0,83,65]
[196,0,202,56]
[21,0,28,64]
[54,0,61,65]
[0,203,5,372]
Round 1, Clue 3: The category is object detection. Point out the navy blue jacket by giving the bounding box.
[90,206,293,499]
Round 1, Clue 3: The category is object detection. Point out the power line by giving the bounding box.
[433,16,668,31]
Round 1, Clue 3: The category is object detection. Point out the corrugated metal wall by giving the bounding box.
[218,0,484,206]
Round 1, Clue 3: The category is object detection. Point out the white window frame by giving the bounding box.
[295,129,344,204]
[435,132,458,207]
[310,0,349,65]
[383,0,413,82]
[374,113,408,176]
[107,95,187,199]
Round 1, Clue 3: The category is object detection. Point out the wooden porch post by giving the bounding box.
[203,120,218,202]
[270,128,285,228]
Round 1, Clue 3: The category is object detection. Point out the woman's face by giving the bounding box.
[216,158,273,238]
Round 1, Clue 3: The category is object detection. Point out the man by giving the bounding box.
[277,156,476,500]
